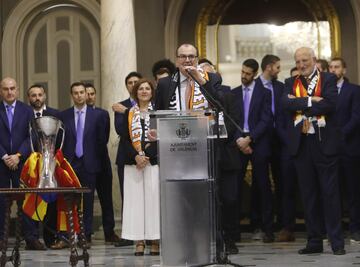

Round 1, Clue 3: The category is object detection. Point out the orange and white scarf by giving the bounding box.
[128,103,153,152]
[169,69,210,110]
[293,70,326,127]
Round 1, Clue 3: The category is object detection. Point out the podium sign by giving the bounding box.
[156,111,216,267]
[158,116,208,180]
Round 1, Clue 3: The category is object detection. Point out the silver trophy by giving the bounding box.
[29,116,65,188]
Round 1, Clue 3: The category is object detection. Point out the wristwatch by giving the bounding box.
[138,151,145,156]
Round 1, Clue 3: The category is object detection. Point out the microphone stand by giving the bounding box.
[186,70,243,267]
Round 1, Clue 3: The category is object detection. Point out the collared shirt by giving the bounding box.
[33,105,47,117]
[179,72,189,111]
[337,79,344,94]
[74,105,87,131]
[306,66,318,81]
[260,74,275,114]
[3,100,16,116]
[242,80,255,103]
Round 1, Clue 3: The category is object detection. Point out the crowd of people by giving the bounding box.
[0,43,359,257]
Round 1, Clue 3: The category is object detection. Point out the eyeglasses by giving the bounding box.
[177,54,197,61]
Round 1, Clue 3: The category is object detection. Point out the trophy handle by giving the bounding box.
[59,122,65,150]
[29,122,35,152]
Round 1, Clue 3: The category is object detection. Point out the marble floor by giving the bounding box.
[3,233,360,266]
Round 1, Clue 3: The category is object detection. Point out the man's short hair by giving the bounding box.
[290,67,298,76]
[152,59,176,78]
[198,58,214,66]
[261,54,280,71]
[27,84,45,96]
[125,71,143,85]
[331,57,347,68]
[84,83,96,93]
[243,58,259,73]
[70,82,86,93]
[316,59,329,72]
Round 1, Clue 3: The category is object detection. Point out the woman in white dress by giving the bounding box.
[120,78,160,256]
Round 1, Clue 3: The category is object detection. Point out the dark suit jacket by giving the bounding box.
[120,108,157,166]
[218,92,241,170]
[114,98,133,166]
[42,106,61,118]
[59,105,105,174]
[232,79,272,157]
[336,81,360,156]
[0,100,33,175]
[282,72,339,156]
[155,70,223,110]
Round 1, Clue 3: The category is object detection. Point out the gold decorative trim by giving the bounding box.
[196,0,341,63]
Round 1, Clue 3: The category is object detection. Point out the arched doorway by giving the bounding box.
[2,0,100,109]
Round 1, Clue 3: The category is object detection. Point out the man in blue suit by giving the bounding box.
[232,59,274,243]
[85,83,120,245]
[112,71,142,247]
[55,82,106,248]
[282,47,344,255]
[257,55,297,242]
[0,77,43,250]
[330,57,360,243]
[27,84,60,249]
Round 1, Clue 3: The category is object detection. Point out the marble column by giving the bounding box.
[100,0,137,231]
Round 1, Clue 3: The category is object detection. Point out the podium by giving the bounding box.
[152,110,226,267]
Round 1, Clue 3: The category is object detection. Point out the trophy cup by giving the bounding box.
[29,116,65,188]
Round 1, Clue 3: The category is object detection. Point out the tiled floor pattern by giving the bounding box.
[4,234,360,266]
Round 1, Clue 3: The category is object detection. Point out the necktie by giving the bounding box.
[36,112,41,118]
[265,81,275,114]
[75,110,84,157]
[6,105,13,131]
[243,87,250,131]
[185,79,193,110]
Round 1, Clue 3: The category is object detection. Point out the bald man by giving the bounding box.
[282,47,344,255]
[0,77,46,250]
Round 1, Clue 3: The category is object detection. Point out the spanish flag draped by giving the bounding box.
[21,149,82,232]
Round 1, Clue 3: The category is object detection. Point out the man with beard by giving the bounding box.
[329,57,360,243]
[232,59,273,244]
[282,47,344,255]
[257,55,297,242]
[27,84,60,248]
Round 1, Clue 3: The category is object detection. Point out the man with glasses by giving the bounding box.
[155,43,223,111]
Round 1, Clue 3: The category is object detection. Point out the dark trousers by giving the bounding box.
[238,153,273,233]
[42,201,57,246]
[294,135,344,251]
[0,168,38,241]
[72,157,96,238]
[339,154,360,233]
[96,155,115,237]
[279,154,297,231]
[219,169,239,240]
[117,163,125,203]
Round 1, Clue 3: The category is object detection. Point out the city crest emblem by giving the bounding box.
[176,123,191,139]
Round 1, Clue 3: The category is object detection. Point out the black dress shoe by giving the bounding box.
[225,239,239,255]
[114,239,133,247]
[333,248,346,255]
[298,247,323,254]
[105,233,121,244]
[25,239,47,251]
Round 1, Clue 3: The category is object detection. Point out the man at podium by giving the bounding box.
[155,43,223,111]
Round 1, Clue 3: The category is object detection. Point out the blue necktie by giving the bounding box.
[6,105,13,131]
[243,87,250,132]
[265,81,275,114]
[75,111,84,157]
